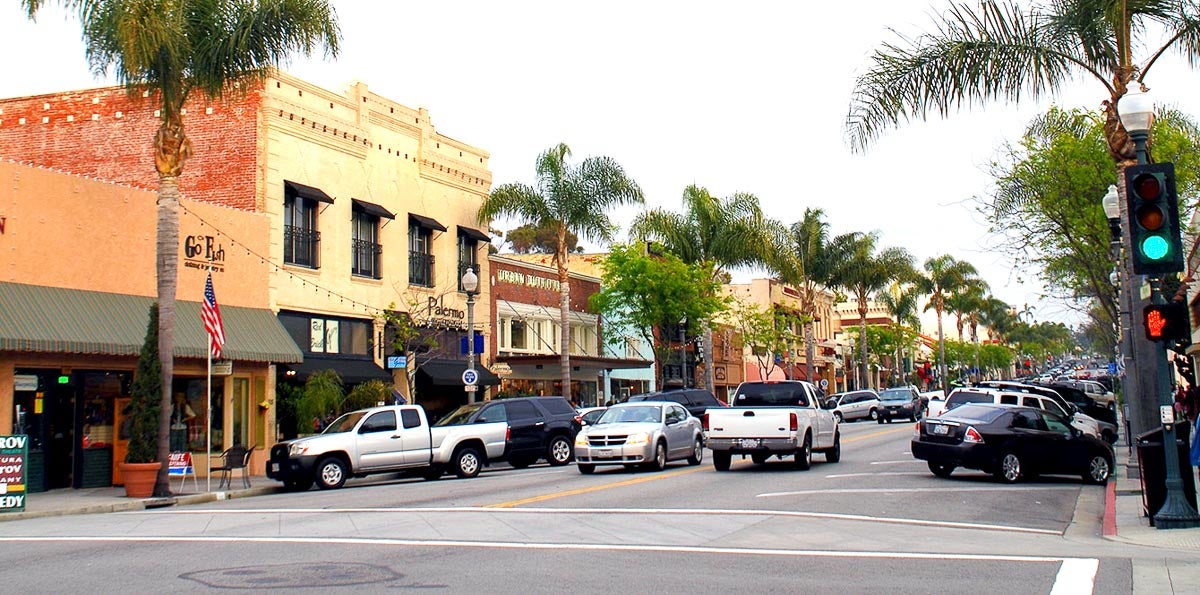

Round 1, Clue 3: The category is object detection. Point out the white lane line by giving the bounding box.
[123,506,1060,535]
[824,472,929,478]
[761,486,1074,496]
[870,460,923,465]
[0,533,1094,566]
[1051,558,1099,595]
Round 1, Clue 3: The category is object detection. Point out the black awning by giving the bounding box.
[457,226,490,242]
[409,213,447,232]
[352,198,396,220]
[284,180,335,204]
[416,358,500,386]
[284,355,392,385]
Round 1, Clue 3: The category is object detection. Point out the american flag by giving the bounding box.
[201,273,226,359]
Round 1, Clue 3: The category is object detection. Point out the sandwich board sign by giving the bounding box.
[0,435,29,512]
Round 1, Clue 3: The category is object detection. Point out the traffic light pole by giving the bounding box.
[1147,277,1200,529]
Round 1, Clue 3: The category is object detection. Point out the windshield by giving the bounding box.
[322,411,366,434]
[434,403,485,427]
[878,389,911,402]
[597,405,662,424]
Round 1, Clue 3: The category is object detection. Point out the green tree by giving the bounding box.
[24,0,341,496]
[506,221,581,254]
[917,255,981,392]
[946,280,990,342]
[979,296,1016,342]
[296,369,345,433]
[480,143,643,400]
[830,231,914,390]
[631,184,774,391]
[727,298,799,382]
[879,282,923,385]
[345,379,392,412]
[590,243,726,387]
[127,305,162,465]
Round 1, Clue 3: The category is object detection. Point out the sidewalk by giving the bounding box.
[1104,457,1200,551]
[0,476,281,523]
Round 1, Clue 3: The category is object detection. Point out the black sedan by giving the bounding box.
[911,403,1113,484]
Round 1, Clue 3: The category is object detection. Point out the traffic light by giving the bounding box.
[1142,302,1190,342]
[1124,162,1184,275]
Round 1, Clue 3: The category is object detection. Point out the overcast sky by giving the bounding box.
[5,1,1199,329]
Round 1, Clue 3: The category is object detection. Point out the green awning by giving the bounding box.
[0,282,302,363]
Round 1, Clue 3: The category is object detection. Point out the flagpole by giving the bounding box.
[206,260,213,493]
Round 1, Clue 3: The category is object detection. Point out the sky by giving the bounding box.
[4,1,1199,330]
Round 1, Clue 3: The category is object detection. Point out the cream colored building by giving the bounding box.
[723,279,839,390]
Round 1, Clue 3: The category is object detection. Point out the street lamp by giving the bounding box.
[1118,83,1200,529]
[461,268,479,404]
[679,315,688,388]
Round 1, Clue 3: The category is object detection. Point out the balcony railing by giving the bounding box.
[284,225,320,268]
[409,250,434,287]
[351,239,382,279]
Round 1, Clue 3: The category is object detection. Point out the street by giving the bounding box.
[0,422,1174,593]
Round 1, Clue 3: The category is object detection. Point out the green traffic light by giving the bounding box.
[1141,235,1169,260]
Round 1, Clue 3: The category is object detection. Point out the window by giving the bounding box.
[409,223,434,287]
[232,378,250,447]
[458,234,478,291]
[351,207,382,279]
[625,336,642,359]
[305,316,371,355]
[284,188,320,268]
[401,409,422,429]
[360,411,397,433]
[1000,395,1019,405]
[1041,412,1073,435]
[504,400,542,421]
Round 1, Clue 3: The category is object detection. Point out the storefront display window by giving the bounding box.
[232,378,250,448]
[171,378,224,452]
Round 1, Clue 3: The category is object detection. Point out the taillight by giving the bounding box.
[574,414,583,426]
[789,412,798,431]
[963,426,983,443]
[505,426,512,442]
[702,413,710,430]
[913,422,921,439]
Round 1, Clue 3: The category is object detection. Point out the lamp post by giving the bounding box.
[679,315,688,388]
[1119,84,1200,529]
[461,268,479,404]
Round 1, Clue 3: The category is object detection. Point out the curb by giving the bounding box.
[1103,479,1117,537]
[0,485,282,523]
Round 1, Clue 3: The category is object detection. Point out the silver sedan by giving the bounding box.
[574,401,704,473]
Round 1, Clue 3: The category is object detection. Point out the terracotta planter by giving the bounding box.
[119,462,162,498]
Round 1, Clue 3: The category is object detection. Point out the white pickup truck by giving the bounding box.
[266,404,508,491]
[703,380,840,471]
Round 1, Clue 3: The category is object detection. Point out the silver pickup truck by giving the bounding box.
[266,404,508,491]
[703,380,840,471]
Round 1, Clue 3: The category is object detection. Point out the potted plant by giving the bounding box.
[121,304,164,498]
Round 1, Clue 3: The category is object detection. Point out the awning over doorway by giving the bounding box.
[0,282,303,363]
[282,354,392,385]
[496,355,654,379]
[416,358,501,386]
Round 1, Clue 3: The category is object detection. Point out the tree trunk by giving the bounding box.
[936,304,946,394]
[703,324,715,394]
[556,231,572,402]
[858,296,869,390]
[155,174,180,497]
[804,321,816,387]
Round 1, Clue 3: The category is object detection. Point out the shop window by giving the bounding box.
[172,378,224,453]
[232,378,250,448]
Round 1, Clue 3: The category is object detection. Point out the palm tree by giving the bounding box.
[917,255,981,392]
[479,143,643,401]
[879,282,922,385]
[979,296,1016,343]
[946,281,989,341]
[631,185,772,392]
[765,208,842,384]
[830,232,914,390]
[24,0,341,496]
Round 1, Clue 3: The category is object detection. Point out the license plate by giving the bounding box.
[932,424,949,435]
[739,439,761,449]
[270,462,280,472]
[595,449,615,458]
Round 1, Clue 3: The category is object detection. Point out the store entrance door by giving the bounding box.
[46,384,76,489]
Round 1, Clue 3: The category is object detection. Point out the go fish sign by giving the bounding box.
[0,435,28,512]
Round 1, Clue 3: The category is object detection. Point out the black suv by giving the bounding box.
[627,388,725,418]
[438,397,582,468]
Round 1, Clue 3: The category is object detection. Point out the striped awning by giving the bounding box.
[0,282,303,363]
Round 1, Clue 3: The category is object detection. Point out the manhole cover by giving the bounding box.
[180,562,419,589]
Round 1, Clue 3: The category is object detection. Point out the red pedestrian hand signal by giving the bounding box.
[1146,309,1167,339]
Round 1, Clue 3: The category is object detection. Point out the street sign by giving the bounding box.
[819,379,829,389]
[385,355,408,370]
[465,385,478,392]
[462,369,478,386]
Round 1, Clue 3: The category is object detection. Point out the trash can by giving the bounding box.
[1135,425,1198,526]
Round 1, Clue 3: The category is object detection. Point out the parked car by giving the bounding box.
[578,406,607,426]
[944,383,1117,444]
[627,388,726,418]
[877,386,925,423]
[574,401,704,473]
[911,403,1114,484]
[824,390,880,422]
[704,380,840,471]
[436,396,582,468]
[922,390,947,418]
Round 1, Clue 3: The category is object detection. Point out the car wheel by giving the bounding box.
[868,409,879,421]
[578,464,596,475]
[833,412,843,423]
[647,441,667,471]
[546,435,573,466]
[713,451,732,471]
[794,435,812,471]
[687,437,704,465]
[994,451,1022,484]
[928,461,954,478]
[1083,454,1112,485]
[825,432,841,463]
[283,477,313,492]
[315,456,347,490]
[453,446,482,479]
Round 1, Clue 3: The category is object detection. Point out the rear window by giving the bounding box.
[536,397,577,416]
[941,404,1007,423]
[688,390,721,406]
[945,390,994,409]
[733,383,809,407]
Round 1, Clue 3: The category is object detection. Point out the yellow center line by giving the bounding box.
[487,424,912,508]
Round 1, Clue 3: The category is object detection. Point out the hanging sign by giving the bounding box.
[0,435,29,512]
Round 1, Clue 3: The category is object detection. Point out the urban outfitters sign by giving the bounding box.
[0,435,29,512]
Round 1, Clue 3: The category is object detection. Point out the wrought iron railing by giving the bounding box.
[351,239,382,279]
[284,225,320,268]
[409,250,434,287]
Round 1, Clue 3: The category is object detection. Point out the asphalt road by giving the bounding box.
[0,421,1161,593]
